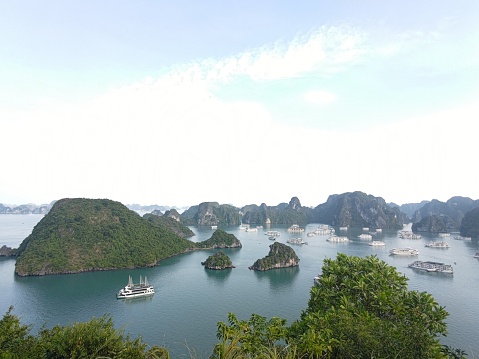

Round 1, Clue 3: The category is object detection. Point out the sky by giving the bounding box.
[1,1,479,208]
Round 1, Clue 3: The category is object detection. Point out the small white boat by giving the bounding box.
[265,230,281,237]
[327,235,349,243]
[389,247,419,256]
[368,240,385,246]
[425,241,450,248]
[211,225,217,229]
[287,225,305,233]
[287,237,306,245]
[398,231,422,239]
[358,234,372,240]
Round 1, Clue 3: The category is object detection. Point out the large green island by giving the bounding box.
[14,198,241,276]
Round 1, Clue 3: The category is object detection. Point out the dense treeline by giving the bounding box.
[2,255,465,358]
[143,213,195,238]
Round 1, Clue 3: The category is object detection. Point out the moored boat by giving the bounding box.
[327,235,349,243]
[265,230,281,237]
[358,234,372,240]
[287,224,305,233]
[117,275,155,299]
[408,260,453,274]
[287,237,306,245]
[425,240,450,248]
[389,247,419,256]
[368,240,385,246]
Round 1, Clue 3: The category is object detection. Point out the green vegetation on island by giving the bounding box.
[2,254,464,358]
[196,229,242,249]
[143,212,195,238]
[249,242,299,271]
[201,251,234,270]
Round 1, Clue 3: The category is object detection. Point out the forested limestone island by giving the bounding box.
[249,242,299,271]
[195,229,242,249]
[201,251,235,270]
[13,198,240,277]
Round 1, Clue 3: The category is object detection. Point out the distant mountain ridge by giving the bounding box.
[4,193,479,237]
[0,202,55,214]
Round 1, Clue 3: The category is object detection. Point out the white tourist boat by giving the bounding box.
[438,232,451,237]
[117,275,155,299]
[287,224,305,233]
[287,237,306,245]
[358,234,372,240]
[327,235,349,243]
[314,225,332,235]
[408,260,453,274]
[265,230,281,237]
[368,240,385,246]
[398,231,422,239]
[389,247,419,256]
[425,240,450,248]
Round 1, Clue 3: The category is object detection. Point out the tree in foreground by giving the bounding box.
[288,253,449,358]
[0,307,168,359]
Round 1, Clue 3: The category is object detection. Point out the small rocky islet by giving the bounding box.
[201,251,235,270]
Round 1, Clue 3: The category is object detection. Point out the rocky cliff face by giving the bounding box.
[241,197,312,225]
[459,207,479,239]
[411,214,449,233]
[181,202,242,226]
[163,209,181,222]
[411,197,479,231]
[312,191,405,229]
[0,245,15,256]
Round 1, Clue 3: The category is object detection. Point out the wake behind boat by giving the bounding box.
[117,275,155,299]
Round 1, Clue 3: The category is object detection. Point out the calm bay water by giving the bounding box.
[1,214,479,357]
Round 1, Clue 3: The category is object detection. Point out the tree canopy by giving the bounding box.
[289,253,448,358]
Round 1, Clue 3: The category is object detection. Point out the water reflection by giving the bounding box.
[203,266,233,284]
[252,266,300,290]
